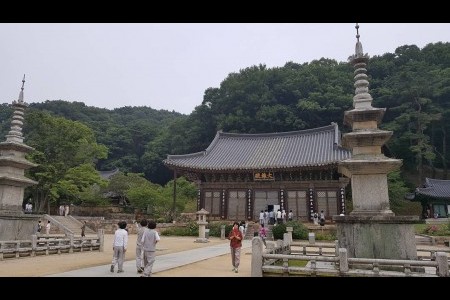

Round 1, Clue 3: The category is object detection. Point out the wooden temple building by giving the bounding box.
[163,123,351,222]
[410,177,450,218]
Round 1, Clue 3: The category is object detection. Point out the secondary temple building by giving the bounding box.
[409,177,450,219]
[164,123,351,222]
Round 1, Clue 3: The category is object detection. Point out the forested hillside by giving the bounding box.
[1,42,449,189]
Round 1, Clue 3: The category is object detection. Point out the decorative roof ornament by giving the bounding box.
[355,23,363,58]
[18,74,25,104]
[6,75,28,143]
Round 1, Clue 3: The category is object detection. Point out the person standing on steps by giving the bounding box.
[228,221,243,273]
[45,220,51,235]
[81,221,87,237]
[110,221,128,273]
[36,220,42,234]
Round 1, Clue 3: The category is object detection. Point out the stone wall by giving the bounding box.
[59,205,130,217]
[74,216,177,235]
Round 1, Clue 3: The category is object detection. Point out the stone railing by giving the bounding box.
[0,230,104,260]
[251,234,449,277]
[416,246,450,261]
[290,240,339,256]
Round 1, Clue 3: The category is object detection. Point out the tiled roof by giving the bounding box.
[164,123,351,171]
[98,168,119,180]
[416,178,450,199]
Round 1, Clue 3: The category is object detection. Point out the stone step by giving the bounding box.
[45,215,96,236]
[244,223,274,240]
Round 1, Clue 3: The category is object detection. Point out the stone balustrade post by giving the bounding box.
[98,229,104,252]
[251,237,263,277]
[220,225,226,240]
[68,233,74,253]
[283,233,290,254]
[286,226,293,244]
[31,234,37,250]
[436,252,449,277]
[339,248,349,273]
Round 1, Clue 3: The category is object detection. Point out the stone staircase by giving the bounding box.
[244,222,274,241]
[45,215,96,236]
[415,234,436,245]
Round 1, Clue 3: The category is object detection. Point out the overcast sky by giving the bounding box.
[1,23,450,115]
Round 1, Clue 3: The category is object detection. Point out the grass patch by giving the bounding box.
[274,259,308,267]
[289,260,308,267]
[414,223,450,236]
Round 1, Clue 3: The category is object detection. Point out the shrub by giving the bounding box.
[207,222,233,237]
[160,220,199,236]
[271,221,308,240]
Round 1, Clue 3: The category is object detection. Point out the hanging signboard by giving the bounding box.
[254,171,274,181]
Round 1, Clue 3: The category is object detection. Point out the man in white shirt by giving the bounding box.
[110,221,128,273]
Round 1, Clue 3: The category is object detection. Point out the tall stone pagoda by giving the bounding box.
[334,25,419,259]
[0,75,38,240]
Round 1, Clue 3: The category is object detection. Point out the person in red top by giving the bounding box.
[228,221,243,273]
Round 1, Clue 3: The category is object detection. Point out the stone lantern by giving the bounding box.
[195,208,209,243]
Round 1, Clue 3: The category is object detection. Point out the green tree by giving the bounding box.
[24,111,108,213]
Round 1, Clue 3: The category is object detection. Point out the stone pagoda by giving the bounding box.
[0,75,38,240]
[334,25,419,259]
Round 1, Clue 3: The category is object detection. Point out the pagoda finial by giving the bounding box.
[349,23,372,109]
[355,23,363,57]
[18,74,25,103]
[356,23,360,42]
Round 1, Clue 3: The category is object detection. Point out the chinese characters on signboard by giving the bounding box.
[254,172,274,181]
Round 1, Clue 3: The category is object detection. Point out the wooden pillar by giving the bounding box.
[172,170,177,221]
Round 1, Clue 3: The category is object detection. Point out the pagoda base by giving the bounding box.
[333,215,420,259]
[0,213,41,240]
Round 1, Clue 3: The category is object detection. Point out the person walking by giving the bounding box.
[259,210,265,226]
[288,209,294,221]
[141,219,160,277]
[135,219,148,274]
[81,221,87,237]
[259,223,267,247]
[276,209,282,225]
[110,221,128,273]
[239,221,246,237]
[228,221,243,273]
